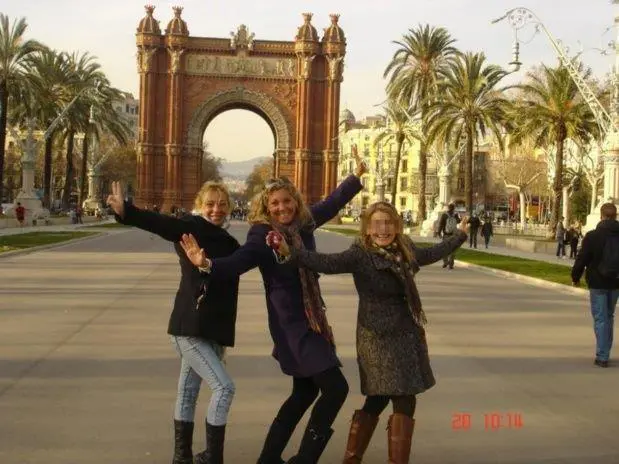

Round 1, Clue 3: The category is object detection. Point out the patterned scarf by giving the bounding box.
[369,240,427,327]
[273,221,335,345]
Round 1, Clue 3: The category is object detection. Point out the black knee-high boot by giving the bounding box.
[256,419,294,464]
[194,422,226,464]
[172,420,194,464]
[286,425,334,464]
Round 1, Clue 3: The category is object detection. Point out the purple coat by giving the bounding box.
[209,175,363,377]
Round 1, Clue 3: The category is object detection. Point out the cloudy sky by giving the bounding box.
[2,0,617,161]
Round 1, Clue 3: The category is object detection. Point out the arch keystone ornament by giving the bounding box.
[135,8,347,210]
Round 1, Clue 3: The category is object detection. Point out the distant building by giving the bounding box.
[113,92,139,140]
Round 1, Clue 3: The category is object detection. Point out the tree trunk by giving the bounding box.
[61,130,75,209]
[43,134,54,209]
[418,109,428,221]
[590,178,598,214]
[550,132,566,233]
[418,140,427,221]
[519,189,526,231]
[464,128,474,212]
[390,135,404,206]
[0,81,8,202]
[79,134,89,205]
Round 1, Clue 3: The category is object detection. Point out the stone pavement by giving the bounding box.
[1,224,618,463]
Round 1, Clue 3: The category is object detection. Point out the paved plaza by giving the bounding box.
[1,223,619,463]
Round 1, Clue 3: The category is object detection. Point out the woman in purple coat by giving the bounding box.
[180,153,366,464]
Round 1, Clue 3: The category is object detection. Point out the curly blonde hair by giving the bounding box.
[193,181,231,212]
[247,177,313,227]
[359,201,414,263]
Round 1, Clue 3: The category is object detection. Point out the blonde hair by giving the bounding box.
[193,181,231,212]
[247,177,313,226]
[359,201,414,263]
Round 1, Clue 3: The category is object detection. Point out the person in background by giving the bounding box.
[438,203,461,269]
[556,217,566,258]
[480,217,493,249]
[15,202,25,227]
[467,213,481,249]
[572,203,619,368]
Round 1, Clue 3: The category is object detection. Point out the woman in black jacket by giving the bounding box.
[107,181,240,464]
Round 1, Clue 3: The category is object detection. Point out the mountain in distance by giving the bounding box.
[220,156,270,179]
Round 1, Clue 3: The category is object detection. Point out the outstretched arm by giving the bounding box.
[293,246,360,275]
[108,180,203,242]
[181,226,272,278]
[310,146,366,227]
[412,217,469,266]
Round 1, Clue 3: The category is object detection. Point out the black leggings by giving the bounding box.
[362,394,417,418]
[259,367,349,460]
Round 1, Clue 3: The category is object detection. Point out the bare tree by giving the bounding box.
[499,140,547,230]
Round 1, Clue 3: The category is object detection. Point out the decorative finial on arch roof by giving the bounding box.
[172,5,183,17]
[329,14,340,24]
[145,5,155,15]
[302,12,313,23]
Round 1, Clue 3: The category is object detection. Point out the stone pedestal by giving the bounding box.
[82,169,103,213]
[15,158,49,223]
[419,169,449,237]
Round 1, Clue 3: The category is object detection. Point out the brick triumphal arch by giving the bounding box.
[135,6,347,210]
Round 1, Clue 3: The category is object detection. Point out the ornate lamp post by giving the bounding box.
[493,5,619,231]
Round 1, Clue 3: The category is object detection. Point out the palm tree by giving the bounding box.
[21,49,73,208]
[374,101,421,205]
[383,24,457,220]
[0,14,45,200]
[426,52,510,212]
[510,63,598,232]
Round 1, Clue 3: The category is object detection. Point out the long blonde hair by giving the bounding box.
[193,181,231,212]
[359,201,414,263]
[247,177,313,227]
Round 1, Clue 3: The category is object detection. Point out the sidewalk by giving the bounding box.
[0,218,115,236]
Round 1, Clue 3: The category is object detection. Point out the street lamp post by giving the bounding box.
[493,5,619,231]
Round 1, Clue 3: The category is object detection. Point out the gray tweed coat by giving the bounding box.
[294,231,467,396]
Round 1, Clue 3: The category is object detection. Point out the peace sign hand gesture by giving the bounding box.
[352,144,367,178]
[106,181,125,218]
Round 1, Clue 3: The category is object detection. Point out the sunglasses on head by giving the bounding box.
[264,177,293,190]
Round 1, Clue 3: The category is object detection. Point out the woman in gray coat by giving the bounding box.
[267,201,468,464]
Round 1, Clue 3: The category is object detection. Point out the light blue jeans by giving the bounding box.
[170,336,235,426]
[589,289,619,362]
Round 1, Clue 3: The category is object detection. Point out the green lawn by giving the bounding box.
[321,227,577,288]
[0,231,99,253]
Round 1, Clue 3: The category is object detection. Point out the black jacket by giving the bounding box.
[571,219,619,290]
[439,212,461,237]
[116,204,241,346]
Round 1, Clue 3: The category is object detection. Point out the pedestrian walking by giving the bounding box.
[480,217,493,249]
[467,213,481,249]
[438,203,461,269]
[571,203,619,368]
[556,217,567,258]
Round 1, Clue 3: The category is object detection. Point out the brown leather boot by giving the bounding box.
[387,414,414,464]
[342,410,379,463]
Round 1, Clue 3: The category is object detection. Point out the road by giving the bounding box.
[0,223,617,463]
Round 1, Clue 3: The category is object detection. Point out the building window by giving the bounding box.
[401,159,408,173]
[362,196,369,206]
[400,197,407,208]
[400,177,408,191]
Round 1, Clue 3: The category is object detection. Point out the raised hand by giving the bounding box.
[352,144,367,178]
[180,233,209,267]
[266,230,290,256]
[458,215,470,233]
[106,181,125,218]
